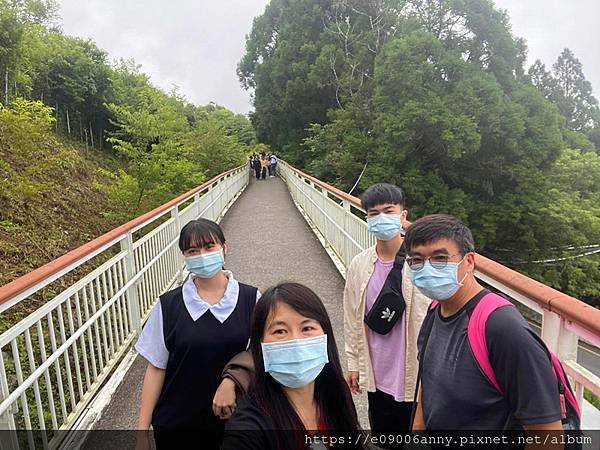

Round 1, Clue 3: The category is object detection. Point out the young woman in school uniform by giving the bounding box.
[134,219,259,450]
[222,283,366,450]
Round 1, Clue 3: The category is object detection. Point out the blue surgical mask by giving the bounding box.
[367,213,403,241]
[185,249,224,278]
[261,334,329,388]
[410,258,467,300]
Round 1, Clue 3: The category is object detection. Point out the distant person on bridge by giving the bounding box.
[134,219,260,450]
[260,152,268,180]
[407,215,565,437]
[343,183,430,446]
[222,283,366,450]
[252,154,261,180]
[269,153,277,177]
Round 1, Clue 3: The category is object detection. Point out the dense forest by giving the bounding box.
[239,0,600,304]
[1,0,599,305]
[0,0,257,288]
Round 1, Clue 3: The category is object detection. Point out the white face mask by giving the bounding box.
[261,335,329,388]
[367,213,403,241]
[184,249,224,278]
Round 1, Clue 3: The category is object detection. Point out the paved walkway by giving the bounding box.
[85,175,368,444]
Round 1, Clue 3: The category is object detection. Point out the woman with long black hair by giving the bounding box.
[134,219,260,450]
[221,282,365,450]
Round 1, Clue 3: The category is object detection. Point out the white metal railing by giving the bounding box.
[279,160,600,427]
[0,165,249,449]
[279,162,375,273]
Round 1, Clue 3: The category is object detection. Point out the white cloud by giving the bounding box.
[493,0,599,96]
[58,0,270,113]
[56,0,599,114]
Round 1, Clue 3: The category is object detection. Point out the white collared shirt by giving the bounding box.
[182,270,241,323]
[135,271,260,369]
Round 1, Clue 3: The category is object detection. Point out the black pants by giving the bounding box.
[261,167,267,179]
[254,166,261,179]
[368,390,413,449]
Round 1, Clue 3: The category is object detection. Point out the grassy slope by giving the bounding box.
[0,137,123,329]
[0,146,121,284]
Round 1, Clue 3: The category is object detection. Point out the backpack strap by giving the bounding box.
[467,292,514,394]
[550,352,582,418]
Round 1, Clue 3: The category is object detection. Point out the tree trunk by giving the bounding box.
[55,102,58,132]
[84,127,89,152]
[66,108,71,134]
[4,67,8,104]
[89,122,95,149]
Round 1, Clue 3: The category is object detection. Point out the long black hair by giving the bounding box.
[248,283,361,448]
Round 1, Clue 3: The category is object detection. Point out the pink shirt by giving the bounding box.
[365,258,406,401]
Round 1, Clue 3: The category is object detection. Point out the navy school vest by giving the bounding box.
[151,282,257,429]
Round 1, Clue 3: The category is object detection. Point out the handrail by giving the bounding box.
[285,163,363,208]
[0,164,249,445]
[475,254,599,341]
[0,165,244,307]
[279,159,599,425]
[280,161,600,339]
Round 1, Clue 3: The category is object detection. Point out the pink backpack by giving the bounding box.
[427,292,581,429]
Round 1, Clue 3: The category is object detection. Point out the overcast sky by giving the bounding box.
[57,0,599,114]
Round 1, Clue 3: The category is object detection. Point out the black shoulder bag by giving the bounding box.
[363,243,407,335]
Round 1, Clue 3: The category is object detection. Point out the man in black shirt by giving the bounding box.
[404,215,563,441]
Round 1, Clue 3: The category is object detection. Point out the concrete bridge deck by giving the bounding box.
[84,175,368,444]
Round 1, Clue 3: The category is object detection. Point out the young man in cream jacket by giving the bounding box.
[343,183,430,442]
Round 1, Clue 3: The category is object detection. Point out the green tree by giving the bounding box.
[551,49,599,132]
[238,0,338,162]
[0,99,78,202]
[105,87,201,214]
[0,2,24,104]
[8,0,58,25]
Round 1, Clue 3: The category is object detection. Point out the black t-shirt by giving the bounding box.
[417,290,561,430]
[222,396,360,450]
[221,396,275,450]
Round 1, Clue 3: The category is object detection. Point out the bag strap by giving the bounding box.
[364,243,407,332]
[550,352,581,418]
[468,292,582,422]
[467,292,514,395]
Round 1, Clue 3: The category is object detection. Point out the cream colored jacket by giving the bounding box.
[343,245,430,401]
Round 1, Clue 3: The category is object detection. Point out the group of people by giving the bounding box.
[134,182,577,450]
[250,152,277,180]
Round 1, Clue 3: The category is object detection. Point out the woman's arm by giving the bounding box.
[138,363,166,429]
[221,350,255,395]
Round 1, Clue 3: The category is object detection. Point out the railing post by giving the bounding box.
[209,187,216,221]
[194,193,201,219]
[0,415,19,450]
[171,206,184,285]
[120,233,142,333]
[342,200,351,267]
[0,366,19,450]
[541,310,578,361]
